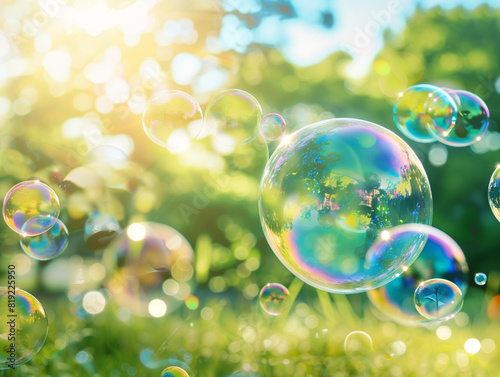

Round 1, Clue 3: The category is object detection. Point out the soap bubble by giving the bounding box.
[260,113,286,141]
[0,288,48,369]
[205,89,262,147]
[258,283,291,315]
[161,366,189,377]
[344,331,374,355]
[367,224,468,325]
[488,165,500,222]
[474,272,487,286]
[102,222,194,316]
[3,180,60,236]
[427,89,489,146]
[142,90,203,151]
[20,218,69,260]
[84,212,121,249]
[414,278,463,320]
[393,84,457,143]
[259,118,433,293]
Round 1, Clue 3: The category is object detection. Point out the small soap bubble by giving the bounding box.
[344,331,374,355]
[427,89,489,146]
[488,165,500,222]
[205,89,262,147]
[3,180,60,236]
[142,90,203,152]
[393,84,457,143]
[258,283,291,315]
[20,218,69,260]
[84,212,121,249]
[0,288,48,369]
[474,272,487,286]
[161,366,189,377]
[259,113,286,141]
[414,278,463,321]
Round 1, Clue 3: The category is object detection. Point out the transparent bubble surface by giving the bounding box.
[344,331,374,355]
[414,278,463,320]
[259,113,286,141]
[2,180,60,236]
[475,272,487,286]
[0,288,48,369]
[142,90,203,151]
[84,212,121,249]
[427,89,489,146]
[258,283,291,315]
[488,165,500,222]
[20,218,69,260]
[205,89,262,147]
[161,366,189,377]
[102,222,194,316]
[259,118,433,293]
[367,224,468,325]
[393,84,457,143]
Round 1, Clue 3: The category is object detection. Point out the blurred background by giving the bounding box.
[0,0,500,376]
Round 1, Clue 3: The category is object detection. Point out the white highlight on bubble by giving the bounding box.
[83,291,106,314]
[127,223,146,241]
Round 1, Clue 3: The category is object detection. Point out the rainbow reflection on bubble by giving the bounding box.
[20,218,69,261]
[142,90,203,152]
[161,366,190,377]
[258,283,291,315]
[102,222,194,316]
[0,288,48,369]
[488,165,500,222]
[259,118,433,293]
[427,89,489,146]
[260,113,286,141]
[3,180,60,236]
[367,224,468,325]
[393,84,457,143]
[205,89,262,147]
[475,272,487,286]
[414,278,463,321]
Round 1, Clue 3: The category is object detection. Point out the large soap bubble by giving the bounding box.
[366,224,468,325]
[259,118,433,293]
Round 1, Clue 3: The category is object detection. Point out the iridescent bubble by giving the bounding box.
[102,222,194,316]
[414,278,463,320]
[3,180,60,236]
[427,89,489,146]
[259,113,286,141]
[259,118,433,293]
[393,84,457,143]
[474,272,487,286]
[142,90,203,152]
[258,283,291,315]
[161,366,189,377]
[488,165,500,222]
[84,212,121,249]
[367,224,468,325]
[344,331,374,355]
[205,89,262,147]
[20,218,69,260]
[0,288,48,369]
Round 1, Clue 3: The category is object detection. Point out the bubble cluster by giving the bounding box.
[428,89,489,146]
[161,366,189,377]
[488,165,500,222]
[84,212,121,249]
[393,84,457,143]
[142,90,203,152]
[205,89,262,147]
[259,113,286,141]
[259,118,433,293]
[102,222,194,316]
[20,218,69,260]
[258,283,291,315]
[3,180,60,236]
[414,278,463,321]
[367,224,468,324]
[475,272,487,286]
[0,288,48,369]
